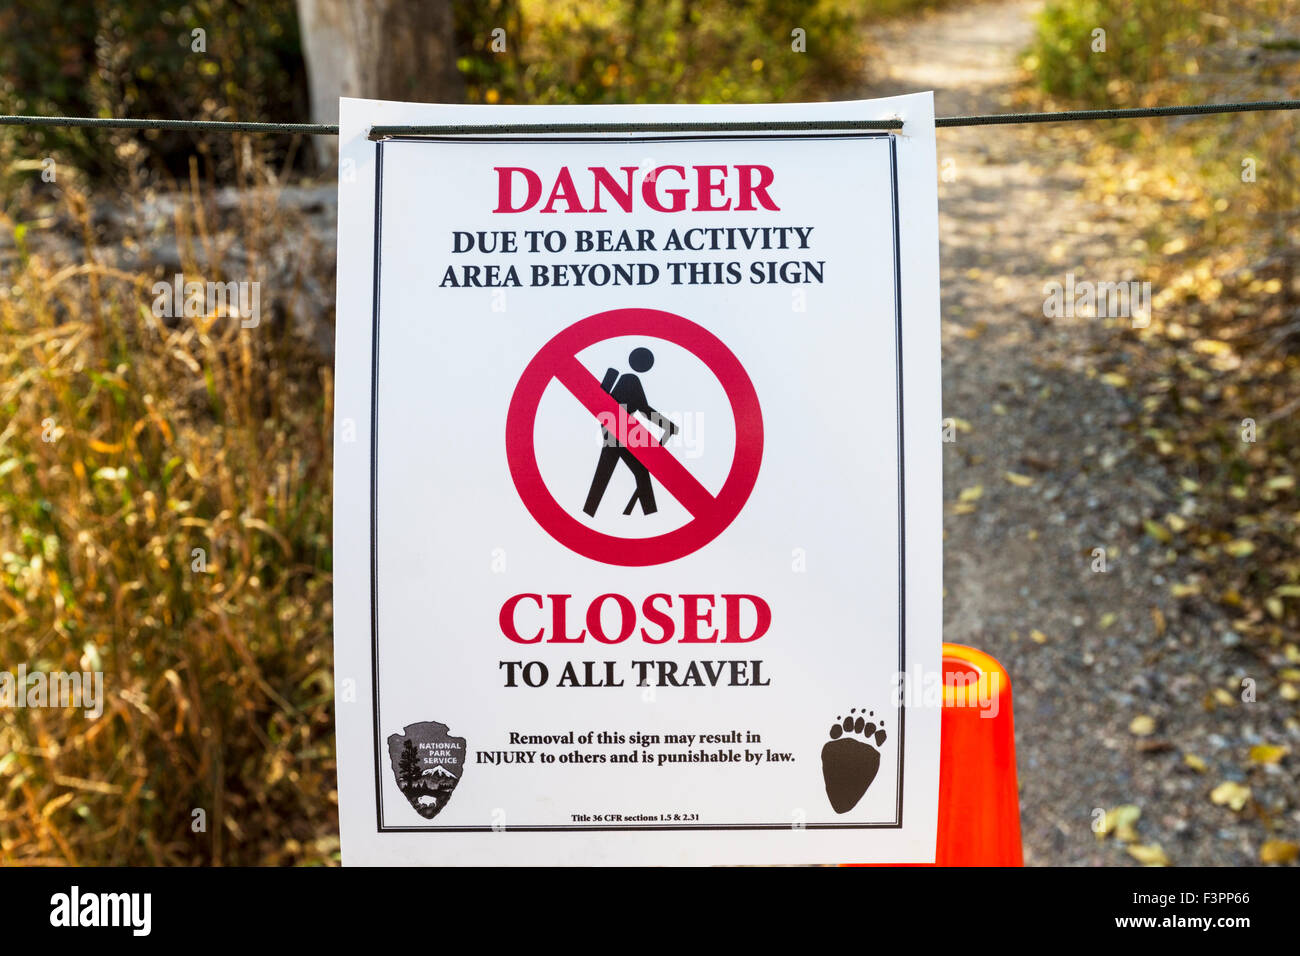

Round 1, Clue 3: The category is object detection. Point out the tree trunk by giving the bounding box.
[295,0,464,167]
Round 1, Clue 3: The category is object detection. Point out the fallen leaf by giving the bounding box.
[1143,519,1172,543]
[1209,781,1251,812]
[1260,840,1300,864]
[1225,539,1255,558]
[1004,471,1035,487]
[1183,753,1207,772]
[1152,607,1167,636]
[1129,714,1157,736]
[958,485,984,502]
[1103,804,1142,843]
[1248,744,1288,765]
[1127,843,1169,866]
[1192,338,1231,356]
[1099,612,1117,629]
[1030,628,1048,644]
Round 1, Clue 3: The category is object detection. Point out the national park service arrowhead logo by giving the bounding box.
[388,721,466,820]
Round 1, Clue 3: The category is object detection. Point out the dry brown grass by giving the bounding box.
[0,167,337,865]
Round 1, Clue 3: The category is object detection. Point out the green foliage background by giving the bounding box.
[0,0,941,180]
[1029,0,1218,103]
[471,0,862,106]
[0,1,307,178]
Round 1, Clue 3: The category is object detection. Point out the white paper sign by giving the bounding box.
[333,94,943,865]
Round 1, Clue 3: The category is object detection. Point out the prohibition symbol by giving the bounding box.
[506,307,763,566]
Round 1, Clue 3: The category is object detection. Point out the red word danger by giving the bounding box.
[493,165,780,214]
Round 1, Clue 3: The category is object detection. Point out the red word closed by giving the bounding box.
[500,593,771,644]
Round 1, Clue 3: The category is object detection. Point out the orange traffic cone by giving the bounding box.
[846,643,1022,866]
[933,643,1022,865]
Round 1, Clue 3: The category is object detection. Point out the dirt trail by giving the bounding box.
[864,1,1289,865]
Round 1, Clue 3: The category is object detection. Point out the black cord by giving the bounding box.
[1,99,1297,137]
[0,115,337,135]
[935,99,1300,127]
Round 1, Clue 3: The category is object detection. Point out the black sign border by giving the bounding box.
[368,132,907,833]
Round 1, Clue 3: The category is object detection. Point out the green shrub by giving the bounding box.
[465,0,865,106]
[0,0,306,179]
[1029,0,1220,104]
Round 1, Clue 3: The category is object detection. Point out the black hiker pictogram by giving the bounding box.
[582,347,680,517]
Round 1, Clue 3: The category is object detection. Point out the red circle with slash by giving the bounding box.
[505,308,763,566]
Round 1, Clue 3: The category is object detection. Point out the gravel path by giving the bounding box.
[864,0,1297,866]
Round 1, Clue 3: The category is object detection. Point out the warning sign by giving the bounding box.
[333,94,944,866]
